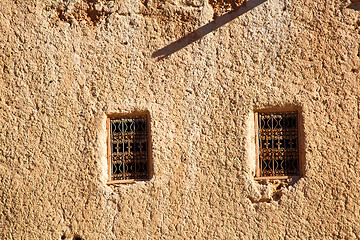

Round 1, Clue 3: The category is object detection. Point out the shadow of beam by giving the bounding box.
[152,0,267,60]
[348,2,360,11]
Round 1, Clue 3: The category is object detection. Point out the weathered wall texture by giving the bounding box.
[1,0,360,239]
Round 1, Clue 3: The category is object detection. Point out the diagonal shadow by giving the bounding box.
[348,2,360,11]
[152,0,267,60]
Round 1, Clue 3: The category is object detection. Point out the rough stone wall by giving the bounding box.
[0,0,360,239]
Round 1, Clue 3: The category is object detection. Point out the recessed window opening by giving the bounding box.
[107,112,151,183]
[73,236,84,240]
[255,109,302,179]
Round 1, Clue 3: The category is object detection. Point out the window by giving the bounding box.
[255,109,302,179]
[107,112,151,183]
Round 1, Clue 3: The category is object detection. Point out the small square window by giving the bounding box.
[255,109,303,179]
[107,112,151,183]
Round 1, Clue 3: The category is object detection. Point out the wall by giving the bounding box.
[0,0,359,239]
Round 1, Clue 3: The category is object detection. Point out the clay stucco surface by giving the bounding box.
[0,0,360,239]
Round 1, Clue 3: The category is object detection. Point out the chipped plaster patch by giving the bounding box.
[208,0,246,18]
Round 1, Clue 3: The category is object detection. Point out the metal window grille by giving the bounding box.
[109,116,149,181]
[258,111,299,177]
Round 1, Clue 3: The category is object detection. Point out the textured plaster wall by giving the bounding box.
[0,0,360,239]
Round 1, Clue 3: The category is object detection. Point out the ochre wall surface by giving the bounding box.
[1,0,360,239]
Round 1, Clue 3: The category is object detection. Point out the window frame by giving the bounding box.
[106,111,152,185]
[254,107,304,180]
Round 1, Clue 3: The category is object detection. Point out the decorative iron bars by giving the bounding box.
[109,116,149,181]
[258,111,299,177]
